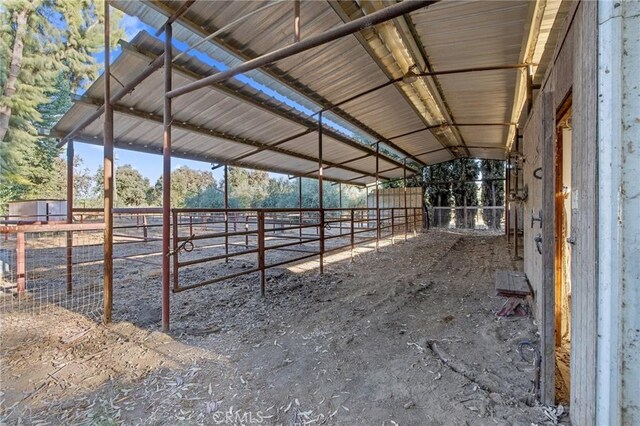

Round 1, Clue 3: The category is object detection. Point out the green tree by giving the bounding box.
[0,0,123,210]
[185,184,224,208]
[451,159,479,227]
[151,166,216,207]
[115,164,150,207]
[480,160,505,229]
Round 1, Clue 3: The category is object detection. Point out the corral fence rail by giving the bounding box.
[1,206,422,321]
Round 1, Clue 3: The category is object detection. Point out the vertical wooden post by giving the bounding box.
[66,140,74,293]
[318,112,324,274]
[526,65,534,116]
[143,215,148,242]
[103,1,114,324]
[16,232,26,295]
[375,142,380,251]
[224,165,229,262]
[161,22,172,332]
[540,90,556,405]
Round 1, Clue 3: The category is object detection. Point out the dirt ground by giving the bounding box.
[1,230,569,425]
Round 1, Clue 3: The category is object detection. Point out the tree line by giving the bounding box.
[423,158,505,229]
[25,159,367,210]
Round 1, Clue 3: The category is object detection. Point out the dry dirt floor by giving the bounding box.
[1,230,569,425]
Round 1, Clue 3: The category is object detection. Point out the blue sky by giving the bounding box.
[68,7,409,183]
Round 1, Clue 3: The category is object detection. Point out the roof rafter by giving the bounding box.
[130,0,426,169]
[72,94,398,181]
[120,39,416,175]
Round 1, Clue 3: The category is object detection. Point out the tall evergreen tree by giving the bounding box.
[480,160,505,229]
[1,0,123,210]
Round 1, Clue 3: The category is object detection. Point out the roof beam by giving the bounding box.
[328,0,464,157]
[125,0,426,169]
[120,39,416,175]
[154,0,195,36]
[72,95,393,181]
[62,133,369,187]
[165,0,437,98]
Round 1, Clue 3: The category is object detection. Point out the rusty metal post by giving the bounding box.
[298,176,302,243]
[506,158,511,239]
[391,207,395,244]
[404,159,408,241]
[366,186,370,228]
[16,232,26,295]
[514,130,520,259]
[375,142,380,251]
[224,165,229,262]
[258,211,265,296]
[66,140,74,293]
[103,1,114,324]
[350,209,355,261]
[172,210,179,291]
[318,112,324,274]
[161,22,172,332]
[293,0,301,43]
[339,183,343,235]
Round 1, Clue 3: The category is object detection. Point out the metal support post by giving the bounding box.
[375,142,380,251]
[404,159,408,241]
[258,211,266,296]
[318,112,324,274]
[103,1,114,324]
[66,141,74,293]
[224,165,229,262]
[161,22,172,332]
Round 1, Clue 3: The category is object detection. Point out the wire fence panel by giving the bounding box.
[429,206,505,231]
[0,223,105,321]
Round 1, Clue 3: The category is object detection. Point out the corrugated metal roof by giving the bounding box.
[54,33,410,186]
[56,0,568,178]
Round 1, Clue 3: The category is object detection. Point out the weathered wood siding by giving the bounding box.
[521,1,598,419]
[523,99,544,321]
[569,1,598,424]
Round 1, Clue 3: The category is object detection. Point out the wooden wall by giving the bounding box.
[568,2,598,424]
[520,1,598,422]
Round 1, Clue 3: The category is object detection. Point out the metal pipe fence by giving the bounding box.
[1,206,422,323]
[0,222,105,319]
[171,207,422,295]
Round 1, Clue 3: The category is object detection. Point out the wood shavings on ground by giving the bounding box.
[1,230,566,424]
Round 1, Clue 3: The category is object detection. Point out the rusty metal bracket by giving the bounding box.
[531,209,543,229]
[534,234,543,255]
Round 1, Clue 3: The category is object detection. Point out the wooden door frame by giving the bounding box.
[555,94,572,348]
